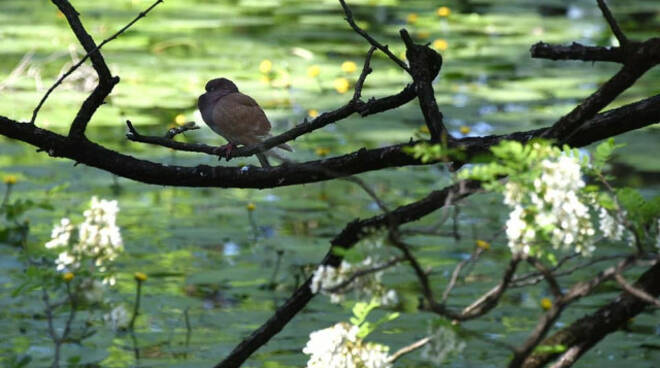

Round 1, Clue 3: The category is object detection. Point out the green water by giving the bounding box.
[1,0,659,367]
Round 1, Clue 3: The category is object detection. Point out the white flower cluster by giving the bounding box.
[420,325,466,365]
[504,154,596,255]
[598,207,626,241]
[45,197,123,274]
[104,304,130,331]
[310,257,398,305]
[303,322,391,368]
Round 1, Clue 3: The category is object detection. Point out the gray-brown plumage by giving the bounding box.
[197,78,291,167]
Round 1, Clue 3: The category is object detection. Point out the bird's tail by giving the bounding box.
[277,143,293,152]
[256,152,271,168]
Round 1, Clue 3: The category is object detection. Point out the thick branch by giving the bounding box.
[2,95,658,188]
[128,80,413,159]
[522,261,660,368]
[530,42,624,63]
[214,180,480,368]
[510,256,637,368]
[33,0,162,134]
[542,61,654,142]
[400,29,448,142]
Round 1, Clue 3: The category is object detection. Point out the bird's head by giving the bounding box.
[205,78,239,93]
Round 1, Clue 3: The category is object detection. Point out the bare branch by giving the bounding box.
[596,0,628,47]
[530,42,623,63]
[32,0,163,133]
[614,271,660,307]
[522,260,660,368]
[214,181,479,368]
[387,336,431,364]
[338,0,411,73]
[510,256,637,368]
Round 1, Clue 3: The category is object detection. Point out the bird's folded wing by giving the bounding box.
[213,93,271,145]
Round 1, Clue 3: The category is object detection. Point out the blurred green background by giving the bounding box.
[1,0,659,367]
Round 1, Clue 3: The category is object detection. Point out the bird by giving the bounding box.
[197,77,292,167]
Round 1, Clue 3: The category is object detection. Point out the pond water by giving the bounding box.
[1,0,659,367]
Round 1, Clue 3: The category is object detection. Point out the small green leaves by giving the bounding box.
[403,143,466,163]
[350,298,399,339]
[592,138,626,173]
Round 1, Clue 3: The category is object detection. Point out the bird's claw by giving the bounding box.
[214,143,236,161]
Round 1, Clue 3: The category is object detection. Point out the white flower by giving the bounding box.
[310,259,398,305]
[81,279,105,303]
[598,207,626,241]
[105,305,130,330]
[55,251,77,271]
[46,197,123,273]
[420,325,466,365]
[45,218,73,249]
[303,322,391,368]
[503,153,596,256]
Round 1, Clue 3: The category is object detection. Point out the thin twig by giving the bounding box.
[31,0,163,124]
[527,257,563,298]
[387,336,431,363]
[338,0,410,73]
[596,0,628,47]
[325,257,405,293]
[614,271,660,307]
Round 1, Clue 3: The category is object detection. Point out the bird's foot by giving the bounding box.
[214,143,236,161]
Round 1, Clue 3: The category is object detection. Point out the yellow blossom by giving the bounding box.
[62,272,74,282]
[315,147,330,157]
[437,6,451,17]
[308,109,319,118]
[259,59,272,74]
[333,78,350,94]
[433,38,448,51]
[307,65,321,78]
[259,75,271,85]
[459,125,471,135]
[419,125,430,134]
[174,114,186,126]
[540,297,552,310]
[341,61,357,73]
[134,272,148,282]
[246,202,256,211]
[3,175,18,185]
[406,13,418,24]
[476,239,490,250]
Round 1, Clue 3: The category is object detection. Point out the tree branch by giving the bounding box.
[214,180,480,368]
[521,260,660,368]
